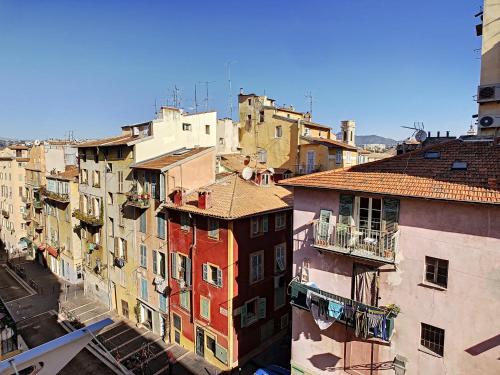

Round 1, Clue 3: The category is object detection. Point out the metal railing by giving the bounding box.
[294,164,322,175]
[312,220,398,263]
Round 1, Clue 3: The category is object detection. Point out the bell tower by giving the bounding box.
[341,120,356,146]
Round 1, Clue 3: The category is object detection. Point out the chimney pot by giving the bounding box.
[437,131,440,137]
[446,131,450,137]
[428,131,431,137]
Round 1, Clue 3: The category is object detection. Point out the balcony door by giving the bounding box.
[306,151,316,173]
[357,197,382,233]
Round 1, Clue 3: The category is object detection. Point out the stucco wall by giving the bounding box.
[291,187,500,375]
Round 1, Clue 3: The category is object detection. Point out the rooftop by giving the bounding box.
[219,154,292,174]
[280,138,500,204]
[48,165,79,181]
[302,136,358,151]
[78,134,137,148]
[301,120,331,131]
[132,147,213,171]
[165,173,293,219]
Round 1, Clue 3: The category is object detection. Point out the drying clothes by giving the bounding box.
[328,300,344,319]
[343,304,355,321]
[306,290,335,331]
[367,311,387,341]
[354,310,369,339]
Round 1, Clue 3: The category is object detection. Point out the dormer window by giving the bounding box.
[424,151,441,159]
[304,128,310,137]
[261,173,270,186]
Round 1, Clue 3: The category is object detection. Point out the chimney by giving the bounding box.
[239,88,243,95]
[446,131,450,137]
[173,188,185,206]
[437,131,440,137]
[197,190,212,210]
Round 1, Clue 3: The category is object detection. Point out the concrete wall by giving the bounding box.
[216,119,239,155]
[291,187,500,375]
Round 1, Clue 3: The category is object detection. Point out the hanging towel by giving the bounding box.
[343,304,355,321]
[306,291,334,331]
[328,300,344,319]
[354,310,368,339]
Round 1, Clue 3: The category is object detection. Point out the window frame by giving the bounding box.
[275,212,286,231]
[424,256,449,289]
[249,250,264,284]
[140,244,147,268]
[202,262,223,288]
[200,295,210,321]
[420,323,445,357]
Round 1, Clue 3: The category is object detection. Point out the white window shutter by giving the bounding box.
[217,268,223,287]
[171,252,177,280]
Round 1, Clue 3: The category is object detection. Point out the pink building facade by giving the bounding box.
[282,139,500,375]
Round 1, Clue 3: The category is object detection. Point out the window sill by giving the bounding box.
[418,346,443,358]
[418,281,447,292]
[275,226,286,231]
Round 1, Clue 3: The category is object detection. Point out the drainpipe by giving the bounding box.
[189,216,196,329]
[100,146,113,311]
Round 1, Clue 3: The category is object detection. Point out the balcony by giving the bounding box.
[312,220,398,263]
[22,212,32,222]
[33,200,43,210]
[34,222,43,231]
[40,186,70,204]
[125,192,150,209]
[294,164,322,175]
[2,210,9,219]
[290,280,398,342]
[73,209,103,227]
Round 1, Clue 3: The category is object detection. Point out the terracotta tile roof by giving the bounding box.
[78,135,136,148]
[302,136,358,151]
[302,120,331,131]
[219,154,292,174]
[280,138,500,204]
[57,165,79,180]
[165,173,293,219]
[132,147,213,171]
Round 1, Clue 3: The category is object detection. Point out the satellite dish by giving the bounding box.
[34,140,41,146]
[242,167,253,180]
[415,130,427,143]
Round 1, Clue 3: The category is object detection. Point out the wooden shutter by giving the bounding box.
[202,264,208,282]
[123,240,127,260]
[215,343,228,365]
[152,250,157,274]
[257,297,266,320]
[382,198,400,232]
[338,194,354,225]
[240,304,248,328]
[185,258,192,286]
[113,237,118,254]
[171,252,177,280]
[216,268,223,287]
[159,173,165,202]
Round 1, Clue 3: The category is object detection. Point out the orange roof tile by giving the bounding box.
[280,138,500,204]
[302,136,358,151]
[165,173,293,219]
[132,147,213,170]
[78,135,136,148]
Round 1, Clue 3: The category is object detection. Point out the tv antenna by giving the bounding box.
[401,122,427,142]
[198,81,215,111]
[172,86,181,108]
[305,91,313,116]
[225,61,237,119]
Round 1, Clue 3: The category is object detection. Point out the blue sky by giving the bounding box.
[0,0,483,140]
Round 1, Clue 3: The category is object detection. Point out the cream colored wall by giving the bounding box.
[216,119,239,154]
[134,108,217,162]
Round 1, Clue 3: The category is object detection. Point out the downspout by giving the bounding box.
[100,146,113,311]
[189,216,196,327]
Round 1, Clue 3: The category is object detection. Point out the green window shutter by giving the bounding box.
[159,173,165,202]
[338,194,354,225]
[240,304,248,328]
[257,297,266,320]
[201,298,209,319]
[216,268,223,287]
[202,263,208,282]
[382,198,400,232]
[215,343,228,365]
[171,252,177,279]
[185,258,192,286]
[262,215,269,232]
[152,250,158,274]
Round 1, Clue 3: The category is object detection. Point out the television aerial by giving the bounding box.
[401,122,427,143]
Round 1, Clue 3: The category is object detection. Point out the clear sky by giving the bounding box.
[0,0,483,140]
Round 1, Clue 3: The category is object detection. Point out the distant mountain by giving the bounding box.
[336,133,398,147]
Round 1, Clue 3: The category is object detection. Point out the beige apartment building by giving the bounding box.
[238,92,358,174]
[0,145,29,256]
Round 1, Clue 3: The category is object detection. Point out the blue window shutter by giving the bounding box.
[215,343,228,365]
[141,278,148,300]
[185,258,192,286]
[217,268,223,287]
[257,298,266,320]
[140,211,147,232]
[171,252,177,279]
[152,250,157,274]
[159,294,167,312]
[202,263,208,282]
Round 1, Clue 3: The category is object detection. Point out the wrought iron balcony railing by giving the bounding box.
[73,209,103,227]
[125,192,151,209]
[312,220,399,263]
[40,186,70,203]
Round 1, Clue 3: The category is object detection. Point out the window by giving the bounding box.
[250,251,264,284]
[180,213,190,231]
[205,125,210,134]
[106,162,112,173]
[257,149,267,163]
[241,297,266,327]
[117,147,123,159]
[248,99,252,105]
[200,296,210,321]
[117,171,124,192]
[346,151,351,164]
[157,213,166,239]
[139,211,147,233]
[261,173,270,186]
[335,149,342,164]
[159,294,167,312]
[424,151,441,159]
[182,123,192,131]
[180,290,190,311]
[304,127,310,137]
[152,250,158,274]
[158,252,166,278]
[421,323,445,356]
[140,277,148,301]
[219,138,225,145]
[425,256,449,288]
[208,218,219,239]
[171,253,191,285]
[275,212,286,231]
[275,126,283,138]
[93,171,100,187]
[259,111,264,123]
[247,114,252,121]
[202,263,223,287]
[274,243,286,273]
[206,336,216,353]
[280,313,289,329]
[250,215,268,237]
[274,274,286,309]
[108,192,113,205]
[81,169,88,184]
[173,313,181,330]
[109,217,114,237]
[140,244,147,268]
[451,160,467,170]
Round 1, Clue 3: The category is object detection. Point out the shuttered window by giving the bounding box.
[140,244,147,268]
[208,218,219,239]
[180,291,190,311]
[159,294,167,312]
[202,263,223,287]
[140,277,148,300]
[200,296,210,321]
[157,213,166,239]
[338,194,354,225]
[215,343,228,365]
[152,250,158,274]
[139,211,147,233]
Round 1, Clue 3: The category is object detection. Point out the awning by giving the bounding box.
[47,245,58,258]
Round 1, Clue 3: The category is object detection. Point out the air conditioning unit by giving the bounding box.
[478,115,500,128]
[477,84,500,103]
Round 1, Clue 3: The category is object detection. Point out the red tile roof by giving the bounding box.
[302,136,358,151]
[280,138,500,204]
[78,135,136,148]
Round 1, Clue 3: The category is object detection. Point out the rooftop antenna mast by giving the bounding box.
[198,81,215,111]
[401,122,427,142]
[305,91,313,117]
[173,85,181,108]
[194,84,198,113]
[153,98,158,118]
[225,61,237,119]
